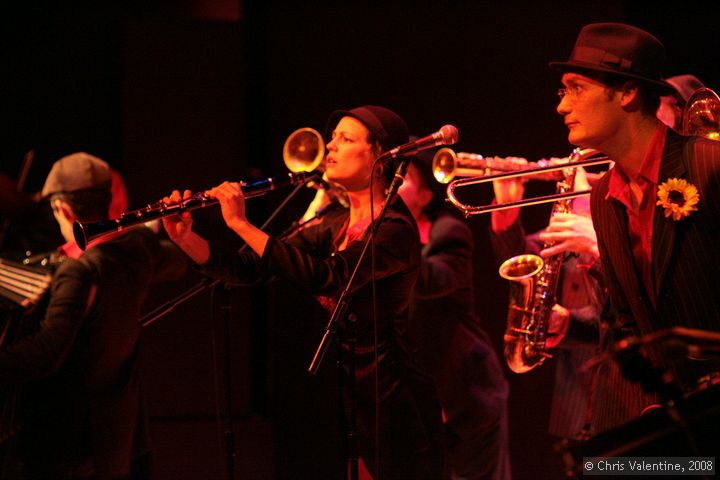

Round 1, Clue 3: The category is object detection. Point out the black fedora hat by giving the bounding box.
[549,23,675,93]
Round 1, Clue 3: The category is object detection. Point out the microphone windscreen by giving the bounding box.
[440,125,459,145]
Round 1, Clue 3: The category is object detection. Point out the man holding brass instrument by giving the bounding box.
[552,23,720,435]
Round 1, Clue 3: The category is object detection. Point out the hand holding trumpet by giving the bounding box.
[490,156,529,233]
[490,156,570,231]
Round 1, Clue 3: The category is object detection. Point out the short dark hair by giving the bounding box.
[50,188,111,222]
[604,77,662,117]
[578,69,662,116]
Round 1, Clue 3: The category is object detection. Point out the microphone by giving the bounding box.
[382,124,459,159]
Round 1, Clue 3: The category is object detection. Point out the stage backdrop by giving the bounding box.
[2,1,718,478]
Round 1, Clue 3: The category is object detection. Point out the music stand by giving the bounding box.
[559,327,720,478]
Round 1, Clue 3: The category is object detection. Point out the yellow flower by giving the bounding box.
[656,178,700,221]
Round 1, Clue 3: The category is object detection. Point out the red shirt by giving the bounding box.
[606,123,666,306]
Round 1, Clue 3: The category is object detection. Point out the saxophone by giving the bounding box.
[498,148,599,373]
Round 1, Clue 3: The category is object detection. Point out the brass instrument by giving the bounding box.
[432,148,566,183]
[73,127,326,250]
[683,87,720,140]
[444,149,611,217]
[499,149,597,373]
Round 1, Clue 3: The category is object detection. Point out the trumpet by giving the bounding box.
[432,148,567,184]
[445,149,612,217]
[73,127,326,250]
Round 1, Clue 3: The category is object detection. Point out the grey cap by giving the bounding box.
[42,152,112,198]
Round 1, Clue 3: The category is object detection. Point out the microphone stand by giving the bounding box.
[307,157,409,374]
[308,156,410,480]
[138,180,316,480]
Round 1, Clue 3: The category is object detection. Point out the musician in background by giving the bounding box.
[399,153,511,480]
[489,162,605,441]
[163,106,443,479]
[656,74,705,133]
[553,23,720,432]
[0,153,185,479]
[0,152,130,260]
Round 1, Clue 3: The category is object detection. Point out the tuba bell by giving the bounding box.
[683,87,720,140]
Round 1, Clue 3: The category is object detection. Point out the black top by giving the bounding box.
[203,197,422,401]
[203,198,445,478]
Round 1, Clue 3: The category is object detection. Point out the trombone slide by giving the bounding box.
[445,151,611,217]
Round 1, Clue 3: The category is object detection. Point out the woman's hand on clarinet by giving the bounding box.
[206,181,269,257]
[162,190,194,242]
[206,181,248,231]
[161,189,210,265]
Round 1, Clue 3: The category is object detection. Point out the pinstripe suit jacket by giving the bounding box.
[590,129,720,432]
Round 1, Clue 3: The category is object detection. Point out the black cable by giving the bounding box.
[369,159,381,480]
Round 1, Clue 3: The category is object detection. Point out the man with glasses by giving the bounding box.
[552,23,720,434]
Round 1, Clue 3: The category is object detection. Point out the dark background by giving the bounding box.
[2,1,718,478]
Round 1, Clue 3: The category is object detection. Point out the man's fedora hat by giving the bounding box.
[550,23,675,93]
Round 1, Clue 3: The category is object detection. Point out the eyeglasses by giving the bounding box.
[558,82,607,101]
[557,87,578,100]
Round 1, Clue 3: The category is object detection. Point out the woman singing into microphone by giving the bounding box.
[163,106,443,479]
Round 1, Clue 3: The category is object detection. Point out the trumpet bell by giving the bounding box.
[432,148,457,184]
[683,88,720,140]
[283,127,325,172]
[432,148,490,184]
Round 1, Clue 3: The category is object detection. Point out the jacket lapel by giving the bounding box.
[652,131,687,300]
[607,195,646,302]
[596,175,647,308]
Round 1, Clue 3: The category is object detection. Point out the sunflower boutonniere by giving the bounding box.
[656,178,700,221]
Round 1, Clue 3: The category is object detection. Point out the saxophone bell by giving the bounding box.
[499,254,552,373]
